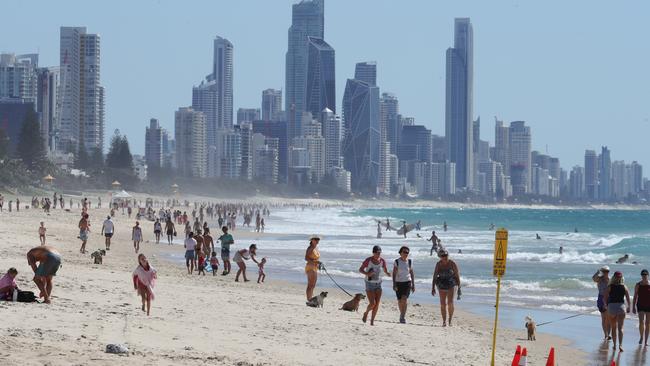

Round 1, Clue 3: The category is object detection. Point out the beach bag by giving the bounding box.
[17,290,37,303]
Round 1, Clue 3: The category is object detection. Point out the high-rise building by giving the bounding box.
[342,77,380,194]
[354,61,377,86]
[380,93,399,154]
[445,18,474,189]
[569,166,585,200]
[0,99,35,155]
[145,118,163,169]
[306,37,335,119]
[253,143,279,185]
[598,146,612,201]
[399,125,432,163]
[174,107,207,178]
[0,53,38,103]
[238,122,253,180]
[36,67,61,151]
[509,121,531,195]
[252,120,288,183]
[494,119,510,176]
[236,108,260,124]
[262,88,282,121]
[59,27,104,153]
[192,80,218,147]
[611,160,628,200]
[285,0,324,141]
[213,36,234,130]
[432,135,447,162]
[321,108,341,171]
[292,118,325,184]
[216,128,241,179]
[630,161,643,195]
[431,161,456,197]
[584,150,598,200]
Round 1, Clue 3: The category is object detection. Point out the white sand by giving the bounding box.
[0,196,586,365]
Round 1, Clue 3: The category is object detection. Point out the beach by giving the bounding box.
[0,193,590,365]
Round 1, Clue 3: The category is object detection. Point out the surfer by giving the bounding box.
[428,231,441,256]
[415,220,422,231]
[401,221,408,239]
[559,246,563,255]
[536,233,541,240]
[377,222,382,239]
[443,221,448,232]
[616,254,630,264]
[386,218,391,231]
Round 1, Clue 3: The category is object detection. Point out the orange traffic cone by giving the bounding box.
[512,345,522,366]
[546,347,555,366]
[518,347,527,366]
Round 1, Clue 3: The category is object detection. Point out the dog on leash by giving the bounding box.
[306,291,328,308]
[91,249,106,264]
[340,293,366,312]
[525,316,536,341]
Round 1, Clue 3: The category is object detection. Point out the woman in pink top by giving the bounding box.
[133,254,157,315]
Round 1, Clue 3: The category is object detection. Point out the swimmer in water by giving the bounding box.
[536,233,541,240]
[559,246,563,254]
[616,254,630,264]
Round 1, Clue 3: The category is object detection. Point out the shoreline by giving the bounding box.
[0,204,589,365]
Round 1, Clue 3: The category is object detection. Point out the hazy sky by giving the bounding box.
[2,0,649,169]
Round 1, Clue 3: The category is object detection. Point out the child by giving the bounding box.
[258,257,267,283]
[197,251,206,276]
[210,252,220,277]
[133,254,156,316]
[0,267,18,300]
[38,222,47,245]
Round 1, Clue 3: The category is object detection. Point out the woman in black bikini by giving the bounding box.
[431,249,461,327]
[633,269,650,346]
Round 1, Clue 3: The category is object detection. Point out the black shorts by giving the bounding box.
[395,281,411,299]
[105,233,113,238]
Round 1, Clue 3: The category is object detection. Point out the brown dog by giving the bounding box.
[525,316,536,341]
[340,293,366,312]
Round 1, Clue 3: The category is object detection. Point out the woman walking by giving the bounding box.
[132,221,143,253]
[392,246,415,324]
[604,271,631,352]
[153,219,162,244]
[133,254,157,316]
[431,249,460,327]
[633,269,650,346]
[593,265,611,340]
[359,245,390,326]
[304,235,321,301]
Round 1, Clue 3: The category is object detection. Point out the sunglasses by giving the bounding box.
[402,251,410,254]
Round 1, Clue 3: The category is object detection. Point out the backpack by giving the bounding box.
[395,259,412,268]
[17,290,37,303]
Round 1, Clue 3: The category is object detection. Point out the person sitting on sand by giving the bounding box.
[432,249,461,327]
[26,246,61,304]
[0,267,18,300]
[38,222,47,245]
[133,254,157,316]
[233,244,258,282]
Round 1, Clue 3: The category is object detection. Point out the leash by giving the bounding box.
[319,264,354,297]
[536,313,586,327]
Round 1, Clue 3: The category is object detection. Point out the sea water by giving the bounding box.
[257,206,650,316]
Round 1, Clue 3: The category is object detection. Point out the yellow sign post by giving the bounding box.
[490,228,508,366]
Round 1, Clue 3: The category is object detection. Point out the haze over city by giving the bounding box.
[2,0,649,169]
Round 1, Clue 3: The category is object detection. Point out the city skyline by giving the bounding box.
[1,1,649,170]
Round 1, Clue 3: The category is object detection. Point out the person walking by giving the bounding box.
[153,219,162,244]
[101,216,115,251]
[132,221,143,253]
[432,249,460,327]
[593,265,612,340]
[164,217,175,245]
[359,245,390,326]
[633,269,650,346]
[304,235,321,301]
[392,246,415,324]
[184,233,197,274]
[133,254,157,316]
[78,213,90,254]
[604,271,631,352]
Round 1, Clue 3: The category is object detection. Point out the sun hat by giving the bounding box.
[309,234,321,241]
[600,265,610,272]
[438,249,449,257]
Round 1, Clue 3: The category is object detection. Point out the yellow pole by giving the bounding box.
[490,275,502,366]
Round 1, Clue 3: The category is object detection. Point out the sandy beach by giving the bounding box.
[0,195,587,365]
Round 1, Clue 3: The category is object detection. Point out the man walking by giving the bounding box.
[101,216,115,250]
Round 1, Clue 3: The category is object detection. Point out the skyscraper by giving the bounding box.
[494,119,510,176]
[569,166,585,200]
[354,61,377,86]
[285,0,324,141]
[0,53,38,102]
[59,27,105,153]
[445,18,474,189]
[236,108,260,124]
[213,36,234,130]
[584,150,598,200]
[36,66,61,151]
[306,37,335,119]
[380,93,399,154]
[145,118,163,169]
[321,108,341,171]
[262,88,282,121]
[509,121,531,195]
[342,77,380,194]
[599,146,612,201]
[175,107,207,178]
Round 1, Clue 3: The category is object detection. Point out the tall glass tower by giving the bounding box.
[306,36,335,118]
[445,18,473,189]
[285,0,324,141]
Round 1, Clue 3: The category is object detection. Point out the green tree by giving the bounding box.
[17,109,46,171]
[74,140,90,170]
[106,132,134,170]
[0,128,8,160]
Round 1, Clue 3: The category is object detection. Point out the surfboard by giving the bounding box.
[397,223,415,236]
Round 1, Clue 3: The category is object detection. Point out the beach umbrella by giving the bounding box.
[111,180,121,189]
[42,174,55,183]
